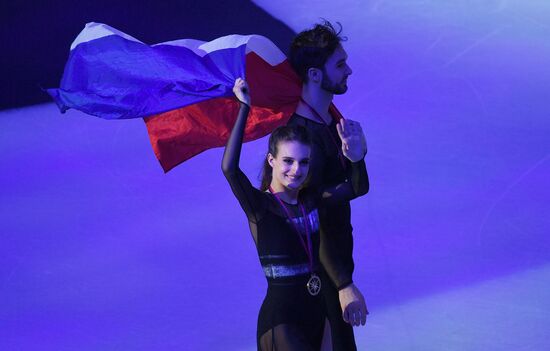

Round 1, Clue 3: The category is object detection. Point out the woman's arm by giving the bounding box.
[221,79,265,223]
[221,79,251,176]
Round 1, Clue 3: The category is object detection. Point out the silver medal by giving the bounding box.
[306,274,321,296]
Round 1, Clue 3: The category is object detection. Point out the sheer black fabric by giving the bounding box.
[259,322,326,351]
[222,103,368,350]
[257,280,326,351]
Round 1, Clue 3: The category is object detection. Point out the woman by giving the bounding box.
[222,78,368,350]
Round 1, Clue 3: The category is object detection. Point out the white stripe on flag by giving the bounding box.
[70,22,142,51]
[71,22,287,67]
[158,34,286,66]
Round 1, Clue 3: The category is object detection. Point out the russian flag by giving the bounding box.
[48,23,342,172]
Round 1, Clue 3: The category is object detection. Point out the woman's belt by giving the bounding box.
[262,263,310,279]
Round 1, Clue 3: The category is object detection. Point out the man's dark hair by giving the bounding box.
[289,20,347,82]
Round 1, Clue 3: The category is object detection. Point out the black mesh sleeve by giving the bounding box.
[319,158,369,205]
[221,102,266,223]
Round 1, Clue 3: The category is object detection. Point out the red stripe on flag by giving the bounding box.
[144,52,302,172]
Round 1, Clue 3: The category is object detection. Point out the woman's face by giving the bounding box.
[268,141,311,191]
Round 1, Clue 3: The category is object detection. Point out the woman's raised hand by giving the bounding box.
[336,119,367,162]
[233,78,251,106]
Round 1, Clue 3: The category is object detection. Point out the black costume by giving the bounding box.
[287,113,370,351]
[222,103,368,350]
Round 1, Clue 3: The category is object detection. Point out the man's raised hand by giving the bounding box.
[336,119,367,162]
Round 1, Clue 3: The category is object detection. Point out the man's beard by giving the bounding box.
[321,70,348,95]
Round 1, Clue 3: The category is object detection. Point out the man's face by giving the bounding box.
[321,45,352,95]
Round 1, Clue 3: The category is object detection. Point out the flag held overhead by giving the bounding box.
[48,23,342,172]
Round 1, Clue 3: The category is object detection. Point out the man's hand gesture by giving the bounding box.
[336,119,367,162]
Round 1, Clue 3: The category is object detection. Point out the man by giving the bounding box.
[287,21,369,350]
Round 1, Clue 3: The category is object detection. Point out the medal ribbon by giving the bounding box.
[299,98,347,170]
[268,187,314,273]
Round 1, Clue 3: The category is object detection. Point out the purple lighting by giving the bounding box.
[2,1,549,350]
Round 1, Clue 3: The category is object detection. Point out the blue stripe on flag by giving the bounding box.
[48,34,246,119]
